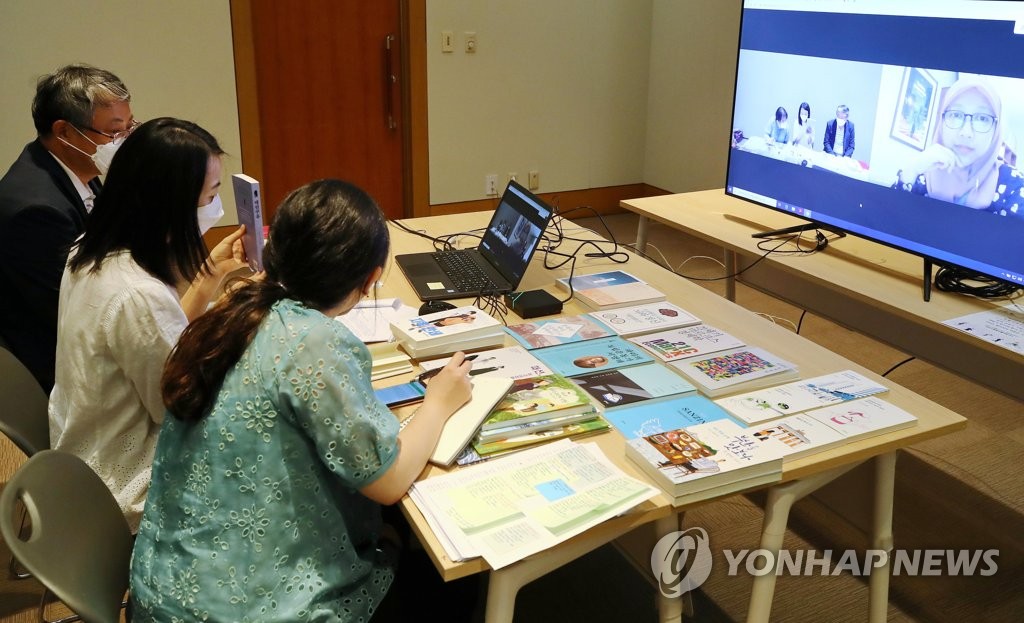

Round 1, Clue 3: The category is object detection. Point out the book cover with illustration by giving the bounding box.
[629,324,745,363]
[670,347,798,397]
[391,305,502,345]
[571,363,696,409]
[804,397,917,441]
[555,270,666,309]
[716,370,889,425]
[587,302,701,336]
[602,394,737,440]
[480,374,597,431]
[532,336,653,378]
[504,315,613,349]
[625,419,786,499]
[473,417,610,456]
[746,413,846,461]
[417,346,552,381]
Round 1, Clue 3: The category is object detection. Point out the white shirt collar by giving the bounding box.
[47,150,94,212]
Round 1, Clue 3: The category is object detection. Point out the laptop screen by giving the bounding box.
[478,180,553,286]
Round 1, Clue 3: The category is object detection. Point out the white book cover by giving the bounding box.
[805,397,917,442]
[391,305,502,346]
[587,302,701,336]
[418,346,552,380]
[629,324,745,362]
[430,376,515,466]
[670,347,798,398]
[231,173,265,272]
[715,370,889,425]
[555,270,665,309]
[745,413,847,461]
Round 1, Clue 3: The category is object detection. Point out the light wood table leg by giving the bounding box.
[636,215,650,256]
[868,452,898,623]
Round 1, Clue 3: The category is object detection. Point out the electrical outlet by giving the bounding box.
[508,172,518,187]
[441,31,454,53]
[528,170,540,190]
[464,31,477,53]
[484,174,498,196]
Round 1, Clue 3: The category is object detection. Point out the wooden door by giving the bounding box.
[231,0,406,220]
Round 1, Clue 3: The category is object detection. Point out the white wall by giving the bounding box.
[426,0,653,204]
[644,0,741,194]
[0,0,242,223]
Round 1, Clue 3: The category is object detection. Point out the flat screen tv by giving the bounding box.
[726,0,1024,293]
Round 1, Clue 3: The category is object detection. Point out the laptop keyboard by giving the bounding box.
[432,251,499,291]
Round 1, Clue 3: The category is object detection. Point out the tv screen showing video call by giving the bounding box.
[726,0,1024,285]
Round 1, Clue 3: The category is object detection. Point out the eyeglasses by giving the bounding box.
[80,119,141,144]
[942,110,997,133]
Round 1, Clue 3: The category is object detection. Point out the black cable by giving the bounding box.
[881,356,916,377]
[796,310,808,334]
[934,265,1022,299]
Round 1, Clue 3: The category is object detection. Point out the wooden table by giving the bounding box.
[381,212,966,623]
[621,189,1024,402]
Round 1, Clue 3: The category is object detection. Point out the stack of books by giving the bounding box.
[470,374,608,458]
[367,342,413,381]
[586,301,700,336]
[390,305,505,359]
[669,346,799,398]
[556,270,666,309]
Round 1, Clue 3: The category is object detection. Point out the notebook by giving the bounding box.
[395,180,554,301]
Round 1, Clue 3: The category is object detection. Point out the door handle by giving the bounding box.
[384,34,397,131]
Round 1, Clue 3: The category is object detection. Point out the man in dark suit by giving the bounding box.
[823,104,855,157]
[0,65,134,392]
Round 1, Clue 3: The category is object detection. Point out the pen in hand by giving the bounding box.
[416,354,480,384]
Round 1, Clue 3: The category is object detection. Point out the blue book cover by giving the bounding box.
[572,363,696,408]
[504,315,614,349]
[532,336,653,377]
[603,394,738,439]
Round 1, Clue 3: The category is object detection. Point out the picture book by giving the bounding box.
[586,302,701,336]
[715,370,889,425]
[555,270,666,309]
[504,315,613,349]
[602,394,736,440]
[231,173,264,272]
[670,347,798,397]
[473,417,610,456]
[430,376,514,466]
[747,396,917,461]
[571,363,696,409]
[476,409,601,443]
[417,346,552,380]
[480,374,597,431]
[628,324,745,363]
[625,419,786,501]
[391,305,505,358]
[532,336,653,377]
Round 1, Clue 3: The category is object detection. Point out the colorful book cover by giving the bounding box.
[670,347,798,397]
[473,417,610,456]
[556,270,666,309]
[603,394,736,439]
[532,336,653,378]
[504,315,614,349]
[481,374,596,430]
[587,302,701,336]
[629,324,745,362]
[746,413,846,461]
[716,370,889,425]
[391,305,502,346]
[418,346,552,380]
[571,363,696,409]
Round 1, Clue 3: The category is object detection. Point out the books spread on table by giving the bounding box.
[747,396,917,461]
[477,408,602,443]
[231,173,265,272]
[367,341,413,381]
[602,394,736,440]
[472,416,610,457]
[586,302,701,336]
[417,346,552,380]
[555,270,666,309]
[625,418,787,504]
[531,336,653,377]
[715,370,889,425]
[670,346,798,398]
[390,305,505,359]
[430,376,514,466]
[571,363,696,409]
[629,324,745,363]
[504,315,613,349]
[480,374,597,432]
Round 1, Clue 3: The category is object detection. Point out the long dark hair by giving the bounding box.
[797,102,811,126]
[162,179,390,421]
[68,117,222,285]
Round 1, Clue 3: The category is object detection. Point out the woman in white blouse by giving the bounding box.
[48,117,247,531]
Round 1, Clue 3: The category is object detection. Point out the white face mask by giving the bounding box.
[197,194,224,234]
[58,126,121,176]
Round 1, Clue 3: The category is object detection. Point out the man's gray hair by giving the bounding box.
[837,104,850,115]
[31,64,130,136]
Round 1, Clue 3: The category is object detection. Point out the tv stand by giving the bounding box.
[923,258,933,302]
[750,223,847,240]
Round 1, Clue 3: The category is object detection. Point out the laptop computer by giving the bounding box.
[396,180,554,301]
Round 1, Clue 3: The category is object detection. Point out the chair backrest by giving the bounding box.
[0,344,50,456]
[0,450,132,623]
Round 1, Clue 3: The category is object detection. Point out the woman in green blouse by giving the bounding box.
[130,179,472,622]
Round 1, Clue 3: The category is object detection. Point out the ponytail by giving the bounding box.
[162,280,287,420]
